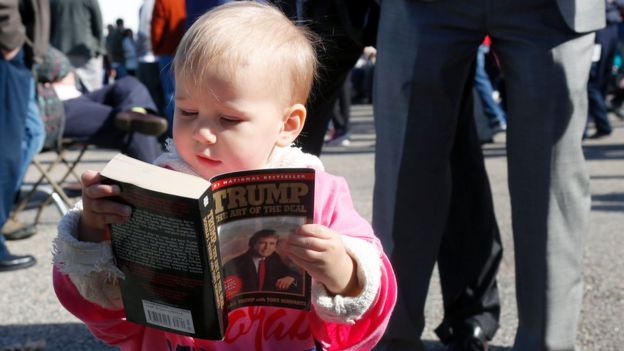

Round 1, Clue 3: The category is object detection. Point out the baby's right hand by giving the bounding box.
[78,170,132,242]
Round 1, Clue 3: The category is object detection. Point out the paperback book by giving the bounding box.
[100,154,315,340]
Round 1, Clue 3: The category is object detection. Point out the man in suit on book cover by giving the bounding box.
[223,229,301,296]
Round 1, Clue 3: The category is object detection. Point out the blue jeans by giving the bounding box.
[474,45,507,127]
[17,79,45,192]
[0,49,34,256]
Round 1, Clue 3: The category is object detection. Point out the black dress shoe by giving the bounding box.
[115,109,168,136]
[445,325,489,351]
[0,254,36,272]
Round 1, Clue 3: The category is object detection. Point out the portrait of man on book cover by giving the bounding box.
[222,226,304,300]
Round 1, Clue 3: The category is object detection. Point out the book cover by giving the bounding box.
[99,154,314,340]
[211,168,314,313]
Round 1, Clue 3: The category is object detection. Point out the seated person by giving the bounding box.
[40,46,167,163]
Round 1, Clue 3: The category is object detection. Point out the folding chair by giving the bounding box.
[5,46,167,232]
[11,139,91,225]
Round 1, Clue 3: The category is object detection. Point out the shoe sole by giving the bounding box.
[115,117,168,136]
[3,226,37,240]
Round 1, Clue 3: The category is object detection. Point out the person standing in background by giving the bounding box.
[585,0,624,139]
[373,1,604,350]
[474,36,507,136]
[135,0,164,113]
[0,0,49,271]
[151,0,185,137]
[49,0,104,91]
[105,18,126,79]
[274,0,377,156]
[324,74,352,147]
[121,28,138,76]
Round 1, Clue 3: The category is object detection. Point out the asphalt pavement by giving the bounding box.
[1,104,622,350]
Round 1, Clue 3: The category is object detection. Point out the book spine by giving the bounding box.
[199,188,228,337]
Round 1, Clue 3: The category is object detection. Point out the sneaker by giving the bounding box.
[325,132,351,146]
[115,109,168,136]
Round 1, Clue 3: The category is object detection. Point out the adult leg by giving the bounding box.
[374,0,485,346]
[587,68,611,135]
[587,24,618,136]
[435,76,502,344]
[0,49,36,267]
[137,61,165,114]
[83,76,159,113]
[63,88,162,162]
[17,79,45,190]
[2,78,45,241]
[326,74,352,145]
[333,73,352,137]
[490,1,594,348]
[297,34,362,155]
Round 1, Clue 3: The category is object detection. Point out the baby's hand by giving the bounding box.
[78,170,132,242]
[287,224,361,297]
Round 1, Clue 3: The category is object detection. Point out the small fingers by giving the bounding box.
[287,245,325,264]
[297,224,333,239]
[287,234,326,252]
[83,198,132,229]
[93,213,131,226]
[81,170,102,188]
[84,183,122,200]
[90,198,132,218]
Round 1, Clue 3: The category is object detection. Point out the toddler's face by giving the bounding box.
[173,69,291,180]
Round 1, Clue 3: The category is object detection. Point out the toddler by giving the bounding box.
[53,3,396,350]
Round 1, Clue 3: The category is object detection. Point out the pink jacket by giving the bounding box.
[53,147,396,350]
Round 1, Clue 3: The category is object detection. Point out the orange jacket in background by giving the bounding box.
[151,0,185,56]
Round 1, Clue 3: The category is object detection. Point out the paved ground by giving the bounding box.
[1,104,622,350]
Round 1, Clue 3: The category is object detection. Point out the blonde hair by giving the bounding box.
[173,2,317,105]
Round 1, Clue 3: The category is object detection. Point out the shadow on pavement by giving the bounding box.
[591,192,624,212]
[583,143,624,160]
[0,324,115,351]
[481,141,624,160]
[0,325,517,351]
[423,340,512,351]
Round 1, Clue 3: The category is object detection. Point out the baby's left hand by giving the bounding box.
[286,224,361,297]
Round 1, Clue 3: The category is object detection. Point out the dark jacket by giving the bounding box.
[223,250,301,294]
[0,0,49,67]
[49,0,103,58]
[273,0,379,47]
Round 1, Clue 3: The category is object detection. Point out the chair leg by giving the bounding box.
[14,142,90,226]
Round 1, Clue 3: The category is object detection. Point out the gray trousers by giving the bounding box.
[373,0,594,350]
